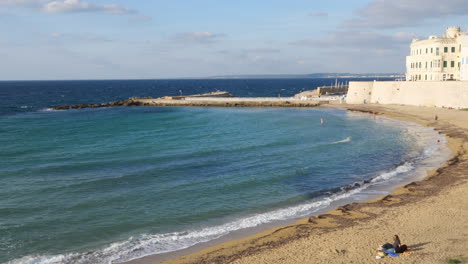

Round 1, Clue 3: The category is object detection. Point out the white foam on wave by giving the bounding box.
[9,114,451,264]
[330,136,352,144]
[371,162,414,183]
[38,108,56,112]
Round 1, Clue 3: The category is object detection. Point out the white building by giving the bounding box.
[406,26,468,81]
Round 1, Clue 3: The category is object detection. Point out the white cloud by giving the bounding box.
[344,0,468,28]
[172,32,226,44]
[0,0,45,7]
[309,12,328,17]
[49,32,113,42]
[243,48,280,53]
[48,32,114,43]
[42,0,135,14]
[129,15,152,23]
[50,32,63,38]
[79,34,112,42]
[291,31,417,49]
[0,0,135,15]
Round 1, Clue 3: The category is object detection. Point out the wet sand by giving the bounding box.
[133,104,468,264]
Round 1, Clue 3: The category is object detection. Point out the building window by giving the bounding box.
[451,47,455,53]
[431,61,433,68]
[436,47,440,55]
[425,74,427,80]
[451,61,455,67]
[444,47,448,53]
[419,62,422,68]
[426,48,428,54]
[431,48,433,53]
[425,62,427,68]
[444,61,447,68]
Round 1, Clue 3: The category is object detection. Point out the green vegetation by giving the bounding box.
[448,256,468,264]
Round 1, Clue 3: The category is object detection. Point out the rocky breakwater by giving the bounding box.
[53,97,154,110]
[52,92,236,110]
[52,91,327,110]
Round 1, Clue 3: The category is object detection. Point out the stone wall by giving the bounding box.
[346,82,374,104]
[347,81,468,109]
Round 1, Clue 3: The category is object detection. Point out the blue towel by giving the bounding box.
[388,252,399,257]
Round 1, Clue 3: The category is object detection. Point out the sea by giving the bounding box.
[0,79,450,264]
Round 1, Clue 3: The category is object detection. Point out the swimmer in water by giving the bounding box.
[320,118,324,125]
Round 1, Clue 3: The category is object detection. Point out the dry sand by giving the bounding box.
[148,104,468,264]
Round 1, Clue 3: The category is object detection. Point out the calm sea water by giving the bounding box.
[0,79,448,264]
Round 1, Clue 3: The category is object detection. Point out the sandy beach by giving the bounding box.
[140,104,468,264]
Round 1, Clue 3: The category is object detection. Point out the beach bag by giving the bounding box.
[377,251,386,257]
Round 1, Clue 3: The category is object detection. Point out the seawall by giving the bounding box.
[347,81,468,108]
[53,97,328,110]
[135,97,324,107]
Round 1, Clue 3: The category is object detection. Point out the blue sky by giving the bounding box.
[1,0,467,80]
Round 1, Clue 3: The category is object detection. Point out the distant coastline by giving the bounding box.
[202,73,403,79]
[0,74,401,82]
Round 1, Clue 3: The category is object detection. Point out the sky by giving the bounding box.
[1,0,468,80]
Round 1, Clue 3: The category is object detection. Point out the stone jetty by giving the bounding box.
[53,91,332,110]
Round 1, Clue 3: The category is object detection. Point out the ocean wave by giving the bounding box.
[330,136,352,144]
[8,157,428,264]
[8,117,450,264]
[38,108,56,112]
[9,184,368,264]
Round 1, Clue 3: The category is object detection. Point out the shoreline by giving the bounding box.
[124,104,468,264]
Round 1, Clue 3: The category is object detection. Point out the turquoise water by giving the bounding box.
[0,105,448,264]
